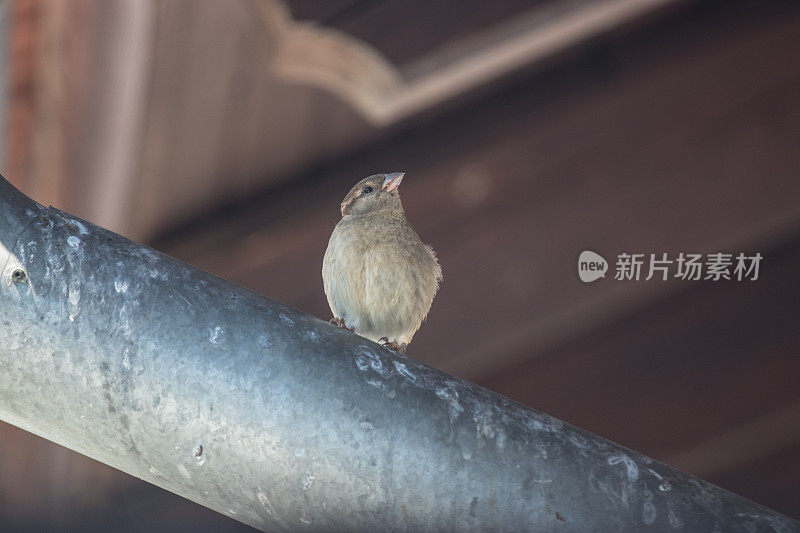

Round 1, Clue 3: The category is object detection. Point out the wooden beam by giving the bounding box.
[269,0,690,125]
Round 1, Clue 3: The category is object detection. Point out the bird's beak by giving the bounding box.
[382,172,405,192]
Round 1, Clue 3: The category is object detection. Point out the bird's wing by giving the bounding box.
[363,240,437,343]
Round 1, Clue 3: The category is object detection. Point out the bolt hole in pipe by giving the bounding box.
[11,269,27,283]
[35,214,52,228]
[193,443,206,466]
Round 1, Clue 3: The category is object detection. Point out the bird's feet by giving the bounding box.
[330,317,354,332]
[378,337,407,354]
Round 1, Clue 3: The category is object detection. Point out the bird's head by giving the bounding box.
[340,172,405,217]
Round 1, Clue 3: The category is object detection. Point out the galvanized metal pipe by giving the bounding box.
[0,174,797,532]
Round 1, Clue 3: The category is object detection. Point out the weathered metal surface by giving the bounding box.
[0,174,797,531]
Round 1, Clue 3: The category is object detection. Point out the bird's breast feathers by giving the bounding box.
[323,217,440,343]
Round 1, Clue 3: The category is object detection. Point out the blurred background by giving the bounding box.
[1,0,799,530]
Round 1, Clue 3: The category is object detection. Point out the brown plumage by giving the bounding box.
[322,172,442,353]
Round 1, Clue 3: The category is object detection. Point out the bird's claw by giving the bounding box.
[330,317,354,332]
[378,337,407,354]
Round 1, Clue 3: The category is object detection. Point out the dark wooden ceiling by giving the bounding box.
[285,0,542,66]
[4,0,685,240]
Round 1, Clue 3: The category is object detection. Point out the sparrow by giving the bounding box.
[322,172,442,353]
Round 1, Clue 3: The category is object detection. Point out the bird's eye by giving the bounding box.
[363,186,373,195]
